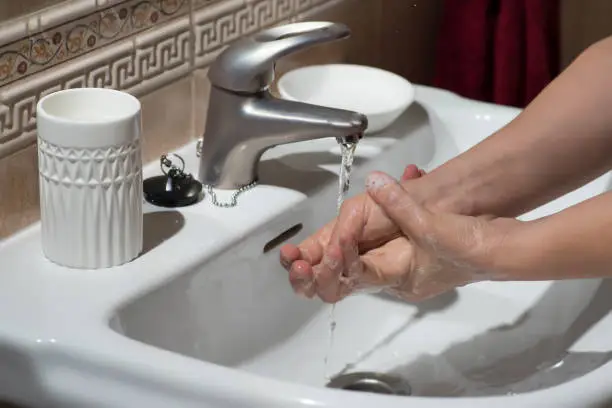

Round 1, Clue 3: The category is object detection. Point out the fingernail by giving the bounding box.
[365,172,396,191]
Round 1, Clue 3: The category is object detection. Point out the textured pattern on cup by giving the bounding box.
[36,88,143,269]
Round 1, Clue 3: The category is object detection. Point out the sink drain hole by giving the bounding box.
[326,372,412,396]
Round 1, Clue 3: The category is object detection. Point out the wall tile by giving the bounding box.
[0,144,39,239]
[0,1,66,23]
[0,37,136,159]
[560,0,612,69]
[318,0,383,67]
[192,68,211,138]
[190,0,336,71]
[274,0,443,86]
[0,1,128,51]
[192,0,223,10]
[130,14,192,96]
[191,0,255,69]
[275,0,381,79]
[0,12,193,161]
[0,0,190,88]
[140,74,195,163]
[379,0,443,85]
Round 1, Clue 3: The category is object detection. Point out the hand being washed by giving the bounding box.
[279,164,425,301]
[280,170,524,303]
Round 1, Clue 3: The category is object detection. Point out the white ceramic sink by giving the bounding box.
[2,86,612,408]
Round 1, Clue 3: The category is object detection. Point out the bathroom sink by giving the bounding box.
[2,86,612,408]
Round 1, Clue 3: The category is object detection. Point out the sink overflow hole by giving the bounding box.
[263,223,303,254]
[326,372,412,396]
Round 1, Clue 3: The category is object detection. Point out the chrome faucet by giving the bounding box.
[198,22,368,190]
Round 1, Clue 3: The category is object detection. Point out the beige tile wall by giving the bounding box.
[560,0,612,68]
[0,145,39,240]
[273,0,443,88]
[379,0,443,84]
[0,0,68,23]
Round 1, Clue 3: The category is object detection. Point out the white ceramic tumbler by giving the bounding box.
[36,88,143,269]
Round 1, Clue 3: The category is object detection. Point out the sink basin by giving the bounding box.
[2,86,612,408]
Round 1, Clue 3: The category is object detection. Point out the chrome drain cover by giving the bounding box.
[326,372,412,396]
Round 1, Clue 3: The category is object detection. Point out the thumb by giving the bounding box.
[365,171,432,242]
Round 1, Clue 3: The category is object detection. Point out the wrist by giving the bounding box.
[485,218,542,281]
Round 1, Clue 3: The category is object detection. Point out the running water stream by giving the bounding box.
[324,140,358,380]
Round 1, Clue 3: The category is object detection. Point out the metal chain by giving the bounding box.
[204,181,258,208]
[196,139,203,158]
[197,138,257,208]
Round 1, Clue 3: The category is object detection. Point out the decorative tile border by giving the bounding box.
[0,0,343,159]
[0,14,192,158]
[192,0,332,68]
[0,0,190,88]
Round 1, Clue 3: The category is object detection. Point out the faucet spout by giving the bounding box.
[243,93,367,145]
[198,88,367,189]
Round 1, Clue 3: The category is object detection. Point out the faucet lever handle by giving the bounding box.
[208,22,350,93]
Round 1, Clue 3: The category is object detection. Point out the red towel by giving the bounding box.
[433,0,560,107]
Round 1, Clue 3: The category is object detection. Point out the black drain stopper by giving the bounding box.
[143,153,203,208]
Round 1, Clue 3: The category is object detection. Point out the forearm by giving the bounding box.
[494,191,612,281]
[411,36,612,217]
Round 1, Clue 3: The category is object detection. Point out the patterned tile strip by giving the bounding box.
[0,0,191,88]
[192,0,331,68]
[0,0,343,159]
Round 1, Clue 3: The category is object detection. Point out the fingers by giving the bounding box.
[319,165,425,280]
[358,236,413,288]
[288,260,317,298]
[288,244,354,303]
[315,245,347,302]
[300,221,334,264]
[402,164,427,181]
[284,166,426,303]
[279,221,335,270]
[282,164,424,270]
[315,196,370,301]
[366,171,432,243]
[280,244,300,269]
[281,203,364,303]
[401,164,421,181]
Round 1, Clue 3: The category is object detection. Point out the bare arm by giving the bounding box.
[414,36,612,217]
[494,190,612,281]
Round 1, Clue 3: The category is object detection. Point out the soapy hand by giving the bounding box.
[281,171,524,302]
[361,171,524,301]
[279,165,424,301]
